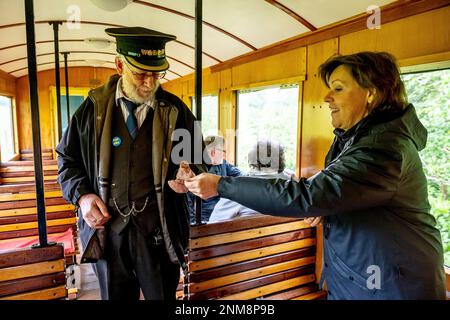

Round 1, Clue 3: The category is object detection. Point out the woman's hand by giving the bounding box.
[185,173,221,199]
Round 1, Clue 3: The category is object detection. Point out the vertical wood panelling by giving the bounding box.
[15,67,116,150]
[230,48,306,87]
[0,70,16,97]
[339,7,450,58]
[300,39,338,178]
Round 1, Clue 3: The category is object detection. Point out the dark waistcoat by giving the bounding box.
[108,105,160,236]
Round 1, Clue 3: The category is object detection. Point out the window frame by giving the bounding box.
[50,86,91,155]
[234,82,302,173]
[0,93,19,162]
[190,92,220,137]
[400,63,450,267]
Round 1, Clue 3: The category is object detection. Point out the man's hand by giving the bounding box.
[78,193,111,229]
[304,216,322,227]
[168,161,195,193]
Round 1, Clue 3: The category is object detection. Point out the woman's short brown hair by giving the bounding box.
[319,51,408,115]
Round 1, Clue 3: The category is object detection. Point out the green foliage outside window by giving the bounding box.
[236,85,299,172]
[402,69,450,266]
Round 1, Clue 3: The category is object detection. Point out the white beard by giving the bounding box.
[121,76,160,104]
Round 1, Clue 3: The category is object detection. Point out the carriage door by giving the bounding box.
[50,87,90,150]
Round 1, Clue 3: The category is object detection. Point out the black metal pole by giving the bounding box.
[194,0,203,225]
[49,21,63,140]
[62,52,70,127]
[24,0,50,248]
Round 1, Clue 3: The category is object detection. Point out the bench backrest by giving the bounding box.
[184,215,325,300]
[0,244,67,300]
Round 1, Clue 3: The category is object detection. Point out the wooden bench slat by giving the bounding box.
[0,191,62,202]
[0,259,65,282]
[189,256,316,293]
[1,175,58,183]
[0,284,66,300]
[20,151,53,155]
[20,152,53,157]
[20,156,53,161]
[19,149,53,154]
[188,266,315,300]
[0,225,76,241]
[292,290,327,300]
[263,283,319,300]
[188,238,316,272]
[0,197,68,210]
[1,160,56,167]
[188,247,315,283]
[0,245,64,268]
[190,215,302,238]
[189,228,315,261]
[218,274,316,300]
[65,254,76,266]
[0,165,58,173]
[0,182,61,194]
[0,204,75,218]
[189,220,311,250]
[0,271,66,297]
[0,217,77,232]
[0,230,77,247]
[0,210,75,225]
[1,170,58,178]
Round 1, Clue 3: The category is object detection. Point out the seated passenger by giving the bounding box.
[209,140,292,223]
[187,135,243,223]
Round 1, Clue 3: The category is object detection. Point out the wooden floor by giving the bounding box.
[77,260,101,300]
[74,236,101,300]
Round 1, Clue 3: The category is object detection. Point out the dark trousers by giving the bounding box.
[98,221,180,300]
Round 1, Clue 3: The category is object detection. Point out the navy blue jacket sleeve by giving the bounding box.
[224,161,243,177]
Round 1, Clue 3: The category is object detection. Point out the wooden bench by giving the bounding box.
[0,156,79,298]
[183,215,326,300]
[0,244,67,300]
[18,148,54,161]
[0,159,58,185]
[0,189,78,261]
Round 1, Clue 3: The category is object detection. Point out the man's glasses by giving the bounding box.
[124,61,166,80]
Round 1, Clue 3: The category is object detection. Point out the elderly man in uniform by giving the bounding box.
[56,27,206,300]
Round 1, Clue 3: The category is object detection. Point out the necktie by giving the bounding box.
[122,98,138,139]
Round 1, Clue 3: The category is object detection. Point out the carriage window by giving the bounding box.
[236,85,299,172]
[0,95,15,162]
[61,95,85,134]
[402,68,450,266]
[192,95,219,137]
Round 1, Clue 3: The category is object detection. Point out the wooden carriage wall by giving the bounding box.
[0,4,447,178]
[0,1,449,300]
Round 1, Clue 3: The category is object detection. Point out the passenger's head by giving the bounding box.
[319,51,407,131]
[248,140,285,173]
[204,135,226,165]
[105,27,176,104]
